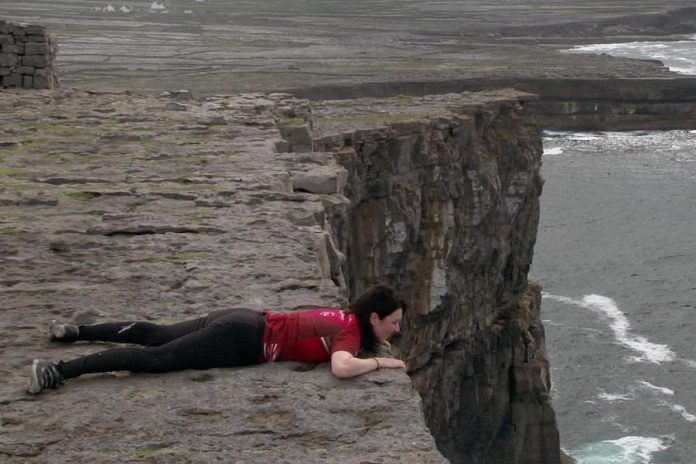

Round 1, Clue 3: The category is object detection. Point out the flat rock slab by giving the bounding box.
[0,89,447,463]
[3,1,690,94]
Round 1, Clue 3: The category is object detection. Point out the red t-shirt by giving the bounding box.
[262,308,360,363]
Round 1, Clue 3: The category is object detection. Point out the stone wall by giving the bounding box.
[0,20,58,89]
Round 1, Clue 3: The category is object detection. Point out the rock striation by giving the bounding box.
[0,20,58,89]
[1,88,557,463]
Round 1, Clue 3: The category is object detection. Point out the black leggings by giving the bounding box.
[59,308,265,380]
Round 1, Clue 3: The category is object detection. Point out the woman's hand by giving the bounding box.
[375,357,405,369]
[331,351,406,379]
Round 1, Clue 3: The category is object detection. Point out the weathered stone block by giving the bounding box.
[0,67,10,76]
[22,75,33,89]
[25,42,49,55]
[34,67,49,77]
[0,53,18,67]
[16,66,35,74]
[278,124,313,152]
[11,25,26,36]
[21,55,49,68]
[0,21,8,34]
[1,44,18,54]
[164,101,188,111]
[274,139,290,152]
[25,24,47,35]
[291,167,348,195]
[2,73,22,87]
[25,35,48,43]
[0,34,14,45]
[16,43,24,54]
[33,74,53,88]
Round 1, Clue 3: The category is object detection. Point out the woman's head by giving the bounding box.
[347,285,407,352]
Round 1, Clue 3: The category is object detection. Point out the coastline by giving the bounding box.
[2,1,695,95]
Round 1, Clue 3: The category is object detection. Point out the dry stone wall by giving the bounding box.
[0,20,58,89]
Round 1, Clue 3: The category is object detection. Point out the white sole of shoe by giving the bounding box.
[26,359,43,395]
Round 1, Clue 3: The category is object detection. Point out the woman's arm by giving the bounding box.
[330,350,406,379]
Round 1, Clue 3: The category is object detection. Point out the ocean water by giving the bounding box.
[532,38,696,464]
[533,128,696,464]
[566,35,696,75]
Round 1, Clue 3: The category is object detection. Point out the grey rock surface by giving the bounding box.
[3,1,693,94]
[0,89,447,463]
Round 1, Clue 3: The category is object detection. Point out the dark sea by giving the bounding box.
[531,36,696,464]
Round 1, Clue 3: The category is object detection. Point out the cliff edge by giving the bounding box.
[0,88,554,463]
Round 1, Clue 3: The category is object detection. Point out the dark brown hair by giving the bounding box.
[346,284,407,352]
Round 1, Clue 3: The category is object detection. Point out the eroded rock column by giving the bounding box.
[313,91,560,464]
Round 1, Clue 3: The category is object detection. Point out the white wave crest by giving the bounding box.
[637,381,674,395]
[542,293,675,363]
[569,135,601,141]
[571,435,672,464]
[543,146,564,156]
[664,402,696,423]
[605,436,671,462]
[598,391,634,402]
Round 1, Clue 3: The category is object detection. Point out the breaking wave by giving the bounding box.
[542,293,675,364]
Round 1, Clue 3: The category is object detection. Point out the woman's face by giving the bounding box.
[370,308,403,344]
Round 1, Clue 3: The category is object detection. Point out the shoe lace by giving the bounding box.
[41,363,64,389]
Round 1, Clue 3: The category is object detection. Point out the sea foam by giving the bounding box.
[637,381,674,396]
[598,391,634,402]
[543,146,564,156]
[664,403,696,423]
[542,293,676,364]
[571,436,671,464]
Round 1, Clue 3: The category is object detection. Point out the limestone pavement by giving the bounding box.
[0,89,446,463]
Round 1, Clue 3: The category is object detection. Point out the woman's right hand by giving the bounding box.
[375,357,406,370]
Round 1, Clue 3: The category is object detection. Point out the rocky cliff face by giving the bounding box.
[309,92,559,463]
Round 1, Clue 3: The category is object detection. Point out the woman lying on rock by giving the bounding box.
[27,285,406,394]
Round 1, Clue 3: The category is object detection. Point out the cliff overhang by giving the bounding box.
[284,76,696,131]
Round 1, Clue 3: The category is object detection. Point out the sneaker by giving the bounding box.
[49,320,79,342]
[27,359,64,395]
